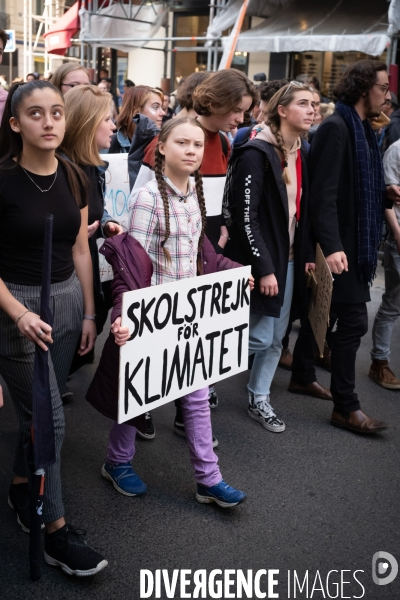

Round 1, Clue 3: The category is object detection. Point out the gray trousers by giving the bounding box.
[0,274,83,522]
[371,241,400,362]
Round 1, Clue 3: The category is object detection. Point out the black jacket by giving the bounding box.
[225,138,313,318]
[309,112,372,304]
[383,106,400,150]
[127,114,160,190]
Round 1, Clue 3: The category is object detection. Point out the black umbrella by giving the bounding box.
[28,214,56,581]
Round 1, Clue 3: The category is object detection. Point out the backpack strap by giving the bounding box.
[219,131,229,159]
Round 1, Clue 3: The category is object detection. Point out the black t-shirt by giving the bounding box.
[79,164,104,226]
[0,162,86,285]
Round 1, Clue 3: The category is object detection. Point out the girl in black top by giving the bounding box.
[0,81,107,576]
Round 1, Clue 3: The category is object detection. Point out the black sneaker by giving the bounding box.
[248,392,286,433]
[44,524,108,577]
[173,420,219,448]
[8,482,45,534]
[61,389,74,402]
[208,386,219,409]
[136,412,155,440]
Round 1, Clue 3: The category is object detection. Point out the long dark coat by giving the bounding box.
[308,112,372,304]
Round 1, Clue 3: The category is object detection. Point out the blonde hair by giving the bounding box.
[61,84,113,166]
[267,83,312,184]
[49,63,90,92]
[319,102,335,120]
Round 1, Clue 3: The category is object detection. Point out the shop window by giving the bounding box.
[172,13,251,87]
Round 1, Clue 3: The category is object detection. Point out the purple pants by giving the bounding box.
[106,387,221,487]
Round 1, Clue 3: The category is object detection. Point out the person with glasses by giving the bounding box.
[49,63,90,96]
[309,59,391,434]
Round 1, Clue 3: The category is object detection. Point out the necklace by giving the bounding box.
[21,165,58,193]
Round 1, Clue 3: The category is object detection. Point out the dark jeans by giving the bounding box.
[291,316,318,385]
[329,302,368,413]
[282,319,292,351]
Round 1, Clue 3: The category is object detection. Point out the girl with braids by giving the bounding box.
[225,82,315,434]
[100,117,253,506]
[0,81,107,575]
[134,68,258,427]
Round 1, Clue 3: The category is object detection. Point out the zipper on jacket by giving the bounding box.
[102,241,137,290]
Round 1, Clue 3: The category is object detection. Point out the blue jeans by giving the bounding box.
[248,261,294,395]
[371,241,400,361]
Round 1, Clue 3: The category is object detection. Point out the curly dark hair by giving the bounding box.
[259,79,289,103]
[333,59,387,105]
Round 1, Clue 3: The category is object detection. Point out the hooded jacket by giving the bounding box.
[224,131,313,318]
[127,114,160,189]
[383,106,400,151]
[86,233,241,427]
[256,127,301,257]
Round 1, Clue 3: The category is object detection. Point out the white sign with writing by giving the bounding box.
[118,266,251,423]
[98,153,131,282]
[4,30,15,52]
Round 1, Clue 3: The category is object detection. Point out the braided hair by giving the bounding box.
[270,125,291,184]
[266,82,312,185]
[194,168,207,274]
[154,117,207,268]
[154,145,172,264]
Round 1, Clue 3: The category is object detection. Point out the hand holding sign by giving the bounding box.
[111,316,130,346]
[118,267,251,423]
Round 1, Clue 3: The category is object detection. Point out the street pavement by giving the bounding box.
[0,264,399,600]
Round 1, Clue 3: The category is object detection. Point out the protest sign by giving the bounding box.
[98,154,130,281]
[118,266,251,423]
[308,244,333,357]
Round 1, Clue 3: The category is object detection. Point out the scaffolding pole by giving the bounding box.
[23,0,63,77]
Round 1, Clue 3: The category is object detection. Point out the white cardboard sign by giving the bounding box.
[118,266,251,423]
[98,154,131,282]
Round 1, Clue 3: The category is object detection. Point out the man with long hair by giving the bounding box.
[309,60,391,434]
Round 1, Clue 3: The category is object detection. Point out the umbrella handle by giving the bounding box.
[29,470,45,581]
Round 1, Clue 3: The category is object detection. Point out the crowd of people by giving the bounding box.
[0,23,398,579]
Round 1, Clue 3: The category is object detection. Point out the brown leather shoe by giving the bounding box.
[288,380,332,400]
[331,409,390,434]
[369,359,400,390]
[278,347,293,370]
[315,341,331,372]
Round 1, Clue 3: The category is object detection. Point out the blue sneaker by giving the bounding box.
[196,480,246,508]
[101,463,146,497]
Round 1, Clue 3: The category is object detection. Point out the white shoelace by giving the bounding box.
[255,396,276,418]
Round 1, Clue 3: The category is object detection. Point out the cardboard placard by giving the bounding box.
[118,266,251,423]
[308,244,333,357]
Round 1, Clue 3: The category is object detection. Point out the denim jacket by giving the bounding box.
[97,161,119,236]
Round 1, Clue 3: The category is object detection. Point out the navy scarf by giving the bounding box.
[335,101,385,284]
